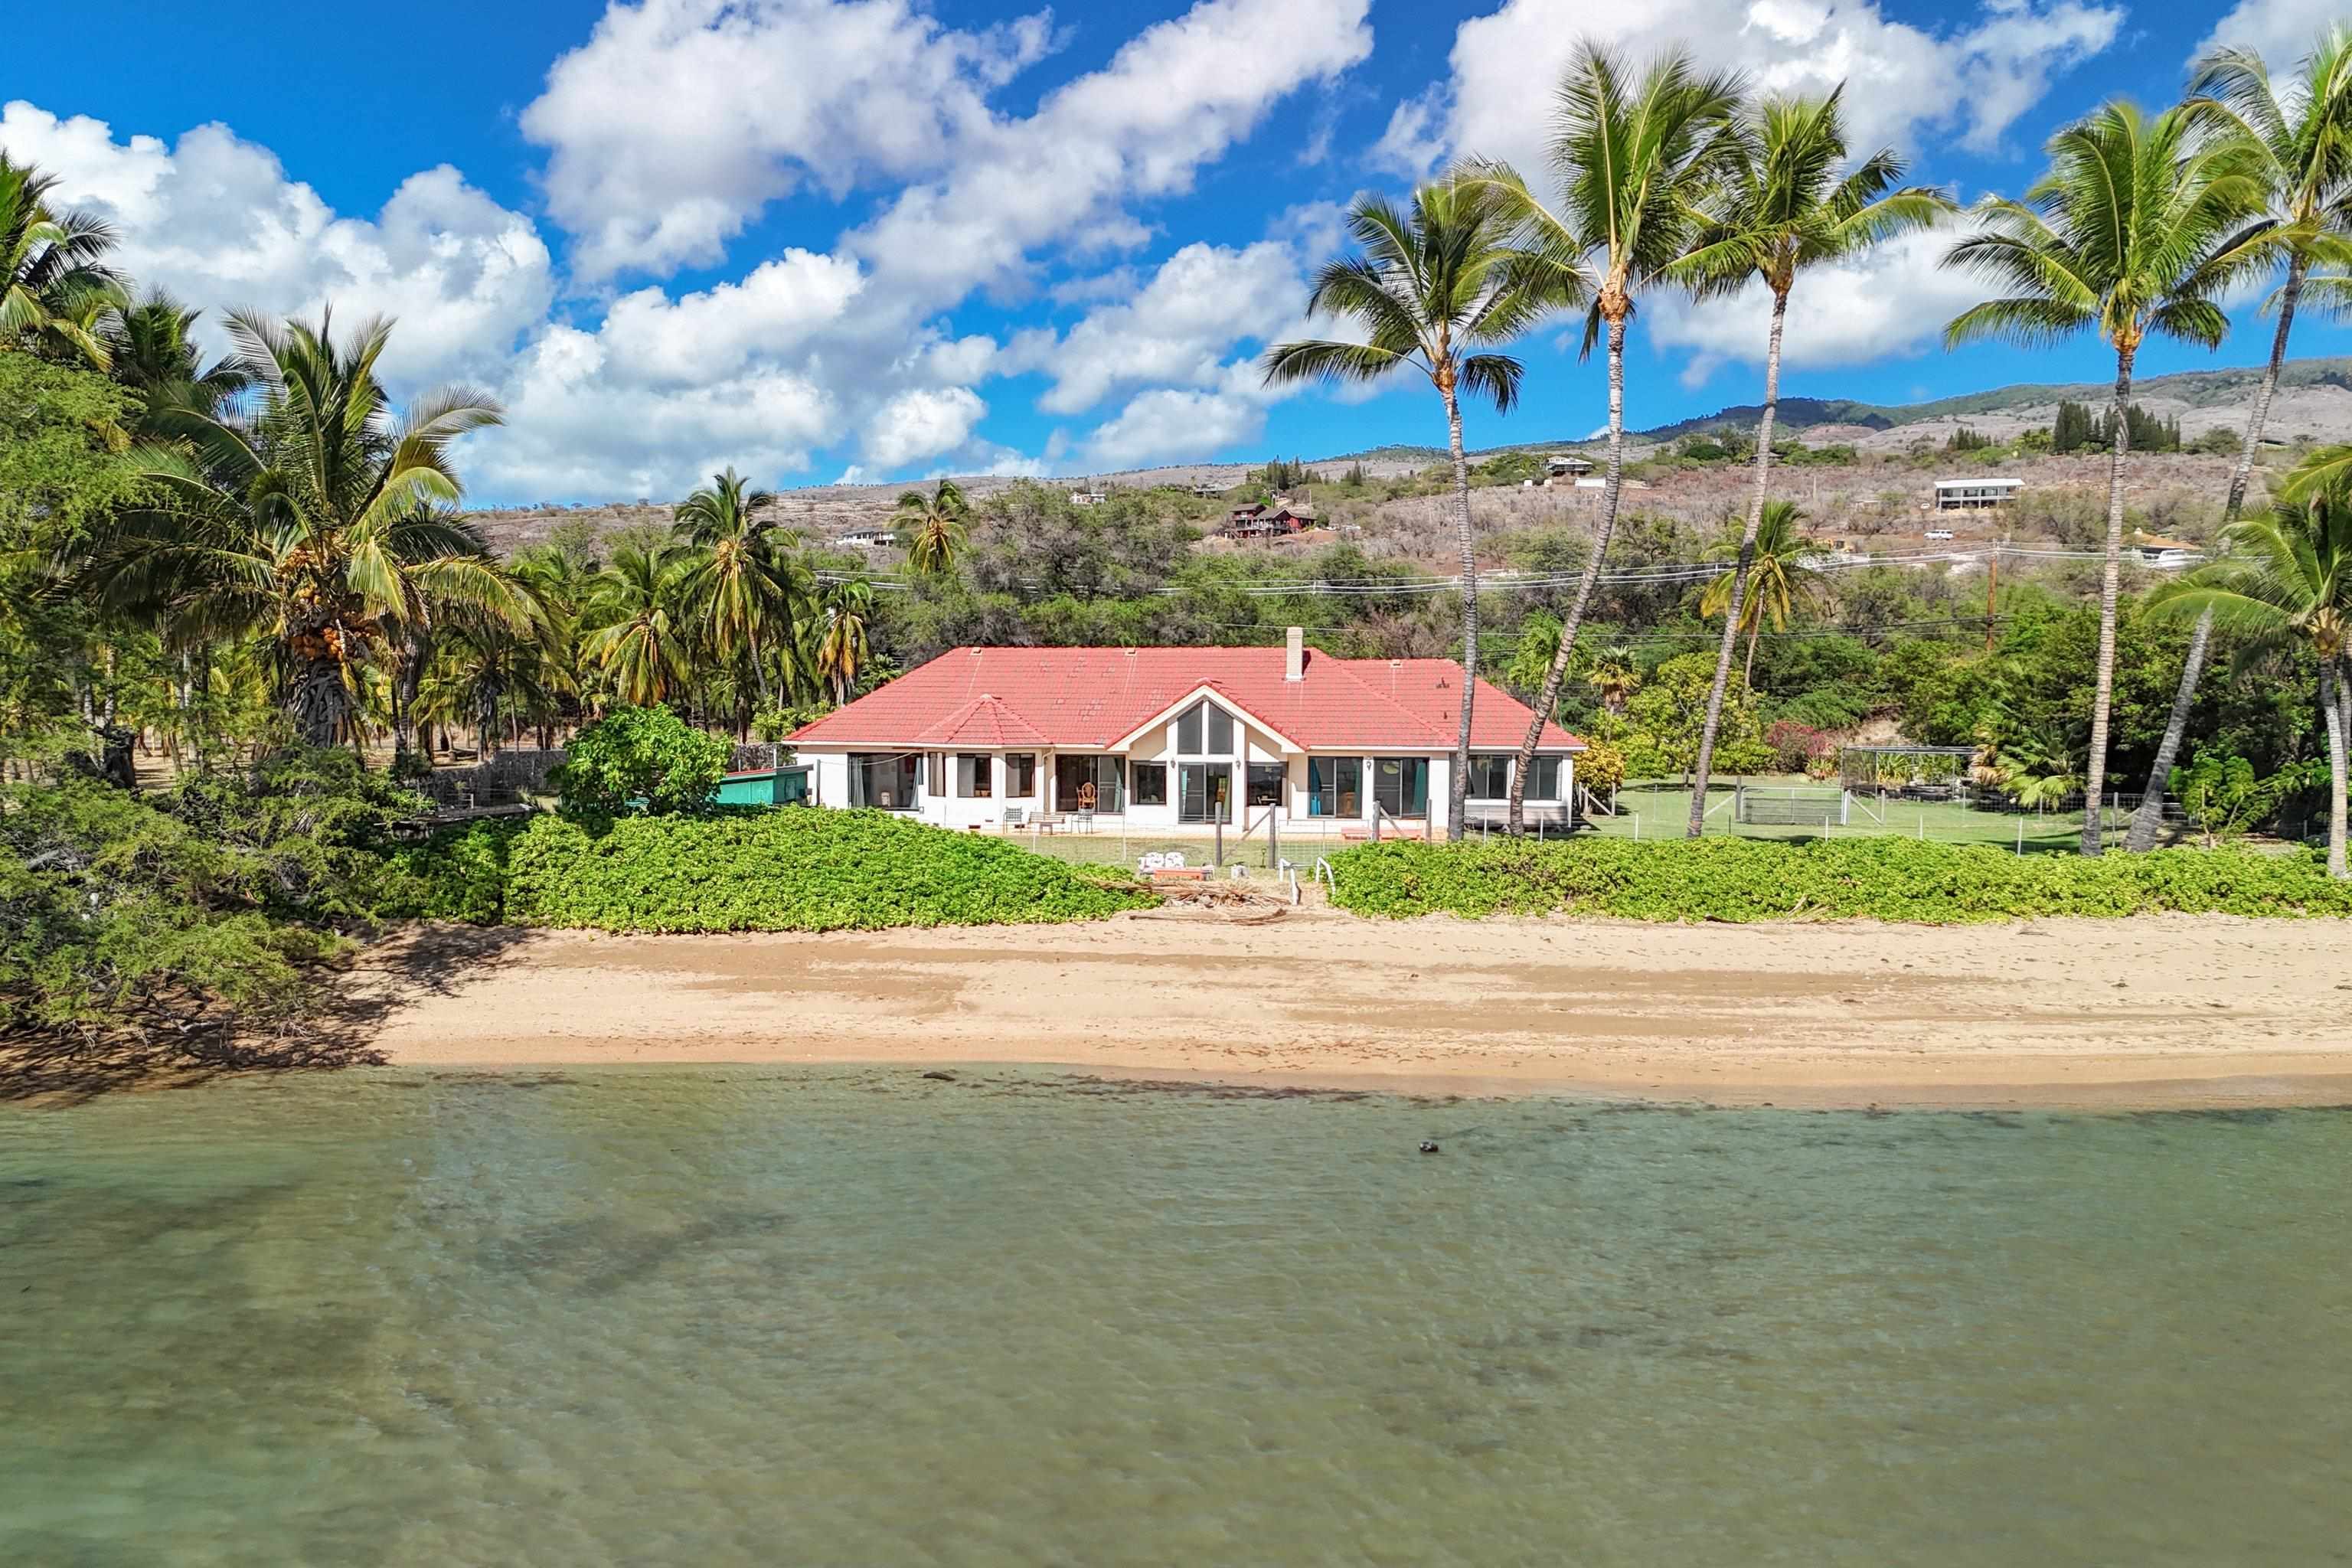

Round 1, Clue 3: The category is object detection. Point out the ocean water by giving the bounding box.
[2,1068,2347,1566]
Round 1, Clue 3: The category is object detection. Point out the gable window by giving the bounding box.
[1006,753,1037,798]
[1467,754,1511,798]
[1175,700,1235,756]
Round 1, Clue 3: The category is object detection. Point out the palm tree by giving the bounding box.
[103,289,248,436]
[0,155,124,370]
[1263,179,1565,839]
[896,479,969,575]
[675,466,803,730]
[2128,29,2352,852]
[1588,645,1642,714]
[1462,42,1745,835]
[1698,500,1827,685]
[1670,90,1954,835]
[815,578,874,707]
[2148,483,2352,876]
[1942,100,2267,854]
[89,309,526,747]
[583,541,694,707]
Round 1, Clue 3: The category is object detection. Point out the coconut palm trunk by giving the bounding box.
[1442,369,1479,841]
[2127,257,2307,850]
[2079,345,2139,854]
[1687,291,1788,835]
[2322,658,2350,877]
[1508,309,1628,831]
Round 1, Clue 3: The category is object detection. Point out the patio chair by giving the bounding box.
[1003,807,1025,829]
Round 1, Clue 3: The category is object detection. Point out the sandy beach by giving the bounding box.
[362,911,2352,1109]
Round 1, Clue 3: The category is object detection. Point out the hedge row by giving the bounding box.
[383,808,1153,932]
[1327,835,2352,923]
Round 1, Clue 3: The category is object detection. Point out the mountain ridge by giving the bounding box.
[1312,354,2352,462]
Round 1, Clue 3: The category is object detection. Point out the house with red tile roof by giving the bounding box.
[786,628,1583,833]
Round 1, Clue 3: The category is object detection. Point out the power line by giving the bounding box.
[810,544,2196,599]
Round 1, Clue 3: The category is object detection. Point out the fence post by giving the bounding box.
[1215,812,1224,868]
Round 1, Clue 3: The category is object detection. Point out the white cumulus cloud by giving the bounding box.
[1402,0,2122,189]
[0,101,553,385]
[864,386,988,467]
[521,0,1057,279]
[2197,0,2347,69]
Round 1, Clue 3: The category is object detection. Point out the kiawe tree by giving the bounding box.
[1461,41,1745,835]
[1669,88,1953,835]
[1263,178,1566,840]
[2128,27,2352,852]
[1942,99,2266,854]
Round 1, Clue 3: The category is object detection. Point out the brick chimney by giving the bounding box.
[1285,626,1305,681]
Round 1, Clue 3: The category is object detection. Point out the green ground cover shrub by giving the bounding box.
[403,807,1155,933]
[1328,836,2352,923]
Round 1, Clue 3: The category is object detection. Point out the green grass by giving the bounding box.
[1586,782,2102,853]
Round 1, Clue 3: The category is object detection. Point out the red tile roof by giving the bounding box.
[789,646,1582,752]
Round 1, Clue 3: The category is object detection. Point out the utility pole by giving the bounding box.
[1984,529,2008,652]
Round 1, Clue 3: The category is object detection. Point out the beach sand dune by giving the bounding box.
[364,912,2352,1109]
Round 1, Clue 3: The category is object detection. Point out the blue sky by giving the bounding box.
[7,0,2342,504]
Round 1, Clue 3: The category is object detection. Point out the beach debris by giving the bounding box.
[1419,1140,1441,1155]
[921,1070,958,1082]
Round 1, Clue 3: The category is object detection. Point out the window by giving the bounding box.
[1006,753,1037,798]
[1054,755,1124,813]
[1527,756,1563,802]
[959,753,991,797]
[1467,754,1511,798]
[1246,762,1286,808]
[1308,757,1361,817]
[851,753,918,809]
[1176,699,1234,755]
[1374,757,1429,818]
[1130,761,1168,805]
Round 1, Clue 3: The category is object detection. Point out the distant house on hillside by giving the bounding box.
[1933,478,2024,511]
[2130,531,2200,569]
[1069,490,1109,506]
[1545,453,1595,477]
[1220,498,1318,541]
[837,525,894,549]
[1190,482,1227,498]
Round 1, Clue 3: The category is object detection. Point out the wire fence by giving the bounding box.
[994,785,2197,870]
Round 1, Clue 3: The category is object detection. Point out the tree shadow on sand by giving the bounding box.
[0,923,537,1106]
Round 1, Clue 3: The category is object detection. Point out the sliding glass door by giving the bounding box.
[1178,763,1232,823]
[1053,756,1124,812]
[1307,757,1361,817]
[1373,757,1428,818]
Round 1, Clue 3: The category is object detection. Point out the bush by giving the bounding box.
[380,820,521,923]
[0,760,406,1041]
[554,704,731,818]
[457,807,1157,933]
[1576,739,1626,793]
[1765,720,1835,773]
[1327,836,2352,923]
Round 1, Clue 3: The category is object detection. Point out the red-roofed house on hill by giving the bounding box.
[786,629,1583,832]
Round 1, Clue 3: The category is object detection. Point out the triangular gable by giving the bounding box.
[1103,682,1309,754]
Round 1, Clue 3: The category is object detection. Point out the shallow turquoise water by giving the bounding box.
[3,1069,2348,1566]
